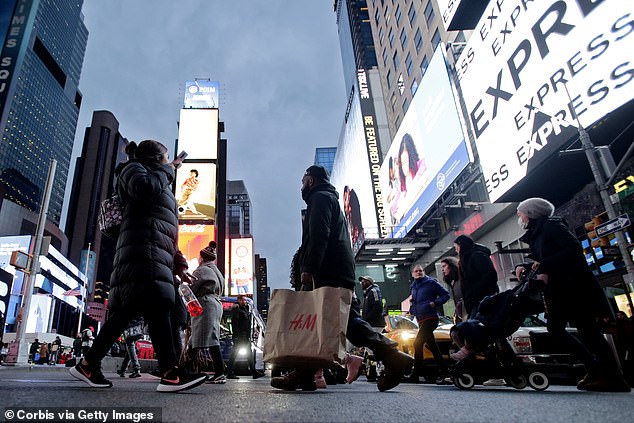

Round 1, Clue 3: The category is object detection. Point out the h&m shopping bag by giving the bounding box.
[263,286,352,369]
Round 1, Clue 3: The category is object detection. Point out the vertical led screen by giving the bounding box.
[0,235,30,296]
[184,80,220,109]
[229,238,253,296]
[379,46,471,238]
[177,109,219,160]
[456,0,634,202]
[175,163,216,221]
[178,224,215,271]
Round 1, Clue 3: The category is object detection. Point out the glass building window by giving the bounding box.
[405,53,413,76]
[432,28,441,50]
[375,7,381,25]
[408,3,416,25]
[400,28,407,49]
[411,79,419,95]
[395,4,402,25]
[415,28,423,53]
[388,27,394,48]
[382,48,388,66]
[393,50,400,68]
[425,1,435,26]
[385,4,391,22]
[387,69,392,88]
[379,27,385,45]
[421,56,429,77]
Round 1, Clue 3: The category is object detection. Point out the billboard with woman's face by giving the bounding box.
[380,46,472,238]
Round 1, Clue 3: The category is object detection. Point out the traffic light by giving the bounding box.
[584,212,610,248]
[94,281,108,304]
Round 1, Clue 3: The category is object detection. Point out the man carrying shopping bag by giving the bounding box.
[268,165,413,392]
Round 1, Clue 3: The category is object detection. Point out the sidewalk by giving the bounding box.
[1,356,159,373]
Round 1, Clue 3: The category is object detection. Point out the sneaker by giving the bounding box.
[206,374,227,384]
[226,374,240,380]
[482,378,506,387]
[149,369,162,378]
[252,370,265,379]
[129,370,141,378]
[118,371,125,378]
[583,376,631,393]
[270,370,317,391]
[69,361,113,388]
[156,367,208,393]
[344,353,363,384]
[576,372,597,390]
[450,346,474,361]
[377,350,414,392]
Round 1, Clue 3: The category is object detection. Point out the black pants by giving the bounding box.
[413,317,447,374]
[85,301,177,372]
[345,296,398,360]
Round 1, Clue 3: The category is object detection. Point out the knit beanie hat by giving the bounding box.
[200,241,217,261]
[517,197,555,219]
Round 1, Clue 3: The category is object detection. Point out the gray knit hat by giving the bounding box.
[517,197,555,219]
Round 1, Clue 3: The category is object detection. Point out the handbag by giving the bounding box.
[98,194,122,239]
[263,286,352,369]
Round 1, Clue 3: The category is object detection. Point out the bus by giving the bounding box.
[219,296,265,375]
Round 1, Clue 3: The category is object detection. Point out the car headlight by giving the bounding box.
[238,347,248,356]
[400,332,417,341]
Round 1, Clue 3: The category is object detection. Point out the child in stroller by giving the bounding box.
[448,270,550,390]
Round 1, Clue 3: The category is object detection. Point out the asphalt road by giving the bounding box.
[0,365,632,423]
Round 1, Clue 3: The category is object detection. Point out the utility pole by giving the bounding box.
[6,159,56,364]
[76,243,91,335]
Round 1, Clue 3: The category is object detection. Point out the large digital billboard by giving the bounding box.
[380,46,471,238]
[177,109,219,160]
[228,238,253,296]
[184,80,220,109]
[456,0,634,202]
[0,235,30,296]
[178,224,215,271]
[175,162,216,221]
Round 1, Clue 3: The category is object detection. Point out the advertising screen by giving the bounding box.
[177,109,219,160]
[175,162,216,221]
[456,0,634,202]
[178,224,216,271]
[25,294,52,333]
[379,46,471,238]
[184,80,220,109]
[229,238,253,296]
[0,235,31,295]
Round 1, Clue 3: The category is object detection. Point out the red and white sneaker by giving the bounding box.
[157,367,208,393]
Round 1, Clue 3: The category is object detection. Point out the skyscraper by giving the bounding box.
[226,180,252,238]
[0,0,88,228]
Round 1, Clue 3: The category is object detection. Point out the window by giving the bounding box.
[393,50,400,68]
[405,53,413,75]
[400,28,407,48]
[432,28,441,50]
[388,27,394,47]
[424,1,435,26]
[379,27,385,45]
[391,93,397,112]
[411,79,419,96]
[374,7,381,25]
[382,48,388,66]
[395,4,402,25]
[420,56,429,77]
[387,69,393,88]
[408,3,416,25]
[402,96,409,112]
[414,28,422,52]
[385,4,391,22]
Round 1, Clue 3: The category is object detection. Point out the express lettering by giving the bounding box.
[470,0,607,139]
[485,164,510,193]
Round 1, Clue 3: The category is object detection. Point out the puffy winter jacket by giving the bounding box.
[409,275,450,321]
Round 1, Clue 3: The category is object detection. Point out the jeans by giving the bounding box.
[120,338,141,372]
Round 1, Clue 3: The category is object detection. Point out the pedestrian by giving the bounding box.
[186,241,227,384]
[270,165,414,392]
[29,339,39,364]
[516,197,630,392]
[409,264,450,383]
[227,295,261,379]
[72,334,82,358]
[358,275,386,383]
[39,342,49,365]
[69,139,207,393]
[49,336,62,365]
[440,256,466,323]
[81,327,94,357]
[117,317,144,378]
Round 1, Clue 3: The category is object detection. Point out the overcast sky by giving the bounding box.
[71,1,346,290]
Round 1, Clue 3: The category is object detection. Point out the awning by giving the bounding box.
[354,237,430,266]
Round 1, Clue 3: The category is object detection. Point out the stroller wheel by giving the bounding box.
[528,372,549,391]
[506,374,528,389]
[453,373,475,390]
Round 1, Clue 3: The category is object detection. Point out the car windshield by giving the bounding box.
[390,315,418,330]
[522,314,547,327]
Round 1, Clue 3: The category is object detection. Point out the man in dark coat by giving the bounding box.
[227,295,257,379]
[516,197,629,392]
[454,234,499,317]
[359,276,386,329]
[271,165,414,392]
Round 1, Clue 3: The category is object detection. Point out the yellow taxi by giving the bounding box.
[384,314,454,361]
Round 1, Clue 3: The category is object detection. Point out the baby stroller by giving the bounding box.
[449,269,550,390]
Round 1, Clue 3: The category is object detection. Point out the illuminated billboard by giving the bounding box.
[184,80,220,109]
[229,238,253,296]
[380,46,471,238]
[0,235,31,295]
[177,109,219,160]
[456,0,634,202]
[178,224,216,271]
[25,294,52,333]
[175,162,217,221]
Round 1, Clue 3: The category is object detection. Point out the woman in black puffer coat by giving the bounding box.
[70,140,207,393]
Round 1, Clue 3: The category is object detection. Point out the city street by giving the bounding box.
[1,365,632,423]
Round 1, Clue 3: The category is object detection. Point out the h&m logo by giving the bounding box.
[289,313,317,331]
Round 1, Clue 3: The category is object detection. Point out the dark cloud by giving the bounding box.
[70,1,345,289]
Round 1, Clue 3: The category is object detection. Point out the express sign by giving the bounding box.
[456,0,634,201]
